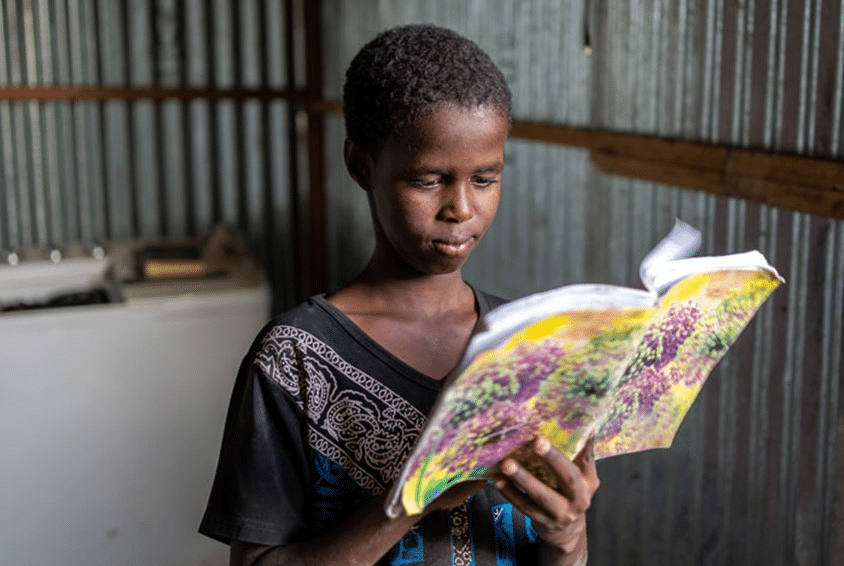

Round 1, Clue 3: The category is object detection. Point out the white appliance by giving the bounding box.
[0,240,271,566]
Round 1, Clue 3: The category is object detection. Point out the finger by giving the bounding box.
[572,436,594,467]
[533,438,592,512]
[497,458,583,524]
[494,469,585,542]
[572,437,600,496]
[493,472,555,525]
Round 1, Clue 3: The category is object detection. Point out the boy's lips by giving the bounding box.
[432,236,475,257]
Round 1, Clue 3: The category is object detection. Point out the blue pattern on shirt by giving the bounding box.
[390,525,425,564]
[310,451,372,534]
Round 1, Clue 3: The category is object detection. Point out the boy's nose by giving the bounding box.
[440,182,473,222]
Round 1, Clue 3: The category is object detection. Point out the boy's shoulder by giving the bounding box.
[239,295,328,358]
[251,295,338,345]
[267,294,331,326]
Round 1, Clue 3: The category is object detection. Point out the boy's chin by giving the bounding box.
[391,255,466,278]
[415,258,469,277]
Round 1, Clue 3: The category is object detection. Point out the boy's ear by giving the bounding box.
[344,138,372,190]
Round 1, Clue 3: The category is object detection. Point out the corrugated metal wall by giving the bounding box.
[1,1,841,564]
[322,1,843,565]
[0,0,299,309]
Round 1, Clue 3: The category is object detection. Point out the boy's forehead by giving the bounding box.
[375,103,509,167]
[390,103,508,148]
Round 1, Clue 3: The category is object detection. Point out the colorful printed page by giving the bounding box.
[384,226,783,519]
[591,268,781,458]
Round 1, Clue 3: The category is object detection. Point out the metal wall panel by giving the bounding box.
[0,0,298,310]
[321,1,843,565]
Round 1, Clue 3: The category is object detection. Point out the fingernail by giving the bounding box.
[495,479,506,490]
[535,437,551,455]
[501,459,517,475]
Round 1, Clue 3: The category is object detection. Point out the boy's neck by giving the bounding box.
[326,259,480,380]
[338,261,473,317]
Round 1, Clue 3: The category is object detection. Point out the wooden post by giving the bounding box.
[303,0,328,296]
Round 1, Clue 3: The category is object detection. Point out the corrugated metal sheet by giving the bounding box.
[0,0,298,309]
[1,1,841,564]
[321,1,842,565]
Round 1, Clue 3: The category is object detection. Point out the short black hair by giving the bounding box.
[343,24,512,157]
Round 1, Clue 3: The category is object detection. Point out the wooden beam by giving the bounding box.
[724,150,844,190]
[0,85,308,103]
[302,0,329,296]
[591,151,844,220]
[511,120,844,220]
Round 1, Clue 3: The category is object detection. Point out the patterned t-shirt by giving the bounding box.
[199,290,540,565]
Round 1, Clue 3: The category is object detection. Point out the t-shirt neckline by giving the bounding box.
[310,284,493,390]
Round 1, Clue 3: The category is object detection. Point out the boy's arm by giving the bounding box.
[495,437,599,566]
[230,494,415,566]
[230,483,484,566]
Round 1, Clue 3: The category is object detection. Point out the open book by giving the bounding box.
[385,221,783,518]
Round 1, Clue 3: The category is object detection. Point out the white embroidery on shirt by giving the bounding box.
[450,502,475,565]
[256,325,427,494]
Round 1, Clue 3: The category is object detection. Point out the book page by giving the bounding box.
[387,303,652,518]
[647,250,775,297]
[639,220,702,294]
[460,284,654,374]
[592,267,782,458]
[385,264,783,518]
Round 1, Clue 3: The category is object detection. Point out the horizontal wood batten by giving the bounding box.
[591,152,844,220]
[512,121,844,220]
[0,85,308,103]
[512,121,844,185]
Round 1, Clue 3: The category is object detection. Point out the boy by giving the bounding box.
[199,24,599,566]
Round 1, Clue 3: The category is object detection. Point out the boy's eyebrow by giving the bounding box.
[474,163,504,173]
[407,162,504,175]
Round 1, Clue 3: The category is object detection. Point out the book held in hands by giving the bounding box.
[385,220,784,518]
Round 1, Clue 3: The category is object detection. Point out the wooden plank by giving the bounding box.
[510,120,844,219]
[0,85,307,103]
[511,120,844,189]
[725,150,844,190]
[510,121,730,171]
[591,151,844,220]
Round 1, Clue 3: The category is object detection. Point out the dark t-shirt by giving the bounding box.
[199,289,540,565]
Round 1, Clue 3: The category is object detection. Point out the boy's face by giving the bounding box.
[355,102,508,276]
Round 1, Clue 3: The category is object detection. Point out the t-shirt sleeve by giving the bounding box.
[199,351,311,546]
[474,286,509,315]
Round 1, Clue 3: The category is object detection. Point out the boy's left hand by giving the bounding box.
[495,437,599,557]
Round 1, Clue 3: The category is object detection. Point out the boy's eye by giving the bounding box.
[409,177,440,188]
[472,176,498,188]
